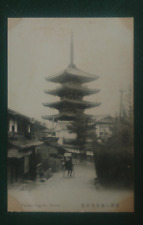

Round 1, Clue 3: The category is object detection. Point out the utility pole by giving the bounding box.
[119,90,124,119]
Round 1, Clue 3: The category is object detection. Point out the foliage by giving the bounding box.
[67,113,96,152]
[94,114,134,187]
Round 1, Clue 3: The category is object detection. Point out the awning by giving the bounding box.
[8,149,32,159]
[19,141,44,148]
[8,140,44,149]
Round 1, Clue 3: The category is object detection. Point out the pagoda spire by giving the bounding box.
[69,32,75,67]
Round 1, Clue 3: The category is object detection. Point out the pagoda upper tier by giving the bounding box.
[44,83,100,97]
[43,34,101,122]
[46,64,99,84]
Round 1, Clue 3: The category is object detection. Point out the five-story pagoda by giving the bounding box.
[43,34,101,156]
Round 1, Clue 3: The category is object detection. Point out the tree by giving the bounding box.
[67,113,97,158]
[94,111,134,187]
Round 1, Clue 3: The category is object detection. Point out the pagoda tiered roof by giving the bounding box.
[42,113,77,121]
[43,34,101,124]
[43,98,101,110]
[46,65,99,84]
[44,84,100,97]
[42,112,95,122]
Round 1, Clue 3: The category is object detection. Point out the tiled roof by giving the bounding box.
[44,85,100,97]
[42,112,94,121]
[46,65,99,84]
[8,138,44,149]
[43,98,101,109]
[8,149,32,158]
[8,108,47,129]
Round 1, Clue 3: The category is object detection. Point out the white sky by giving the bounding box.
[8,18,133,126]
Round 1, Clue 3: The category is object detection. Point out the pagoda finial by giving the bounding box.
[70,32,74,67]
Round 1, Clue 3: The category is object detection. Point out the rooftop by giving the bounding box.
[8,108,47,129]
[8,137,44,149]
[43,98,101,110]
[42,112,95,122]
[8,149,32,159]
[46,65,99,84]
[45,84,100,97]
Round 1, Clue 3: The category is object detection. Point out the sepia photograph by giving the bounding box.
[7,17,134,212]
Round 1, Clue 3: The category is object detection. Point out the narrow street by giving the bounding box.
[8,160,133,212]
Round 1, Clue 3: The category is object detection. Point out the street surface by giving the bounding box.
[8,160,134,212]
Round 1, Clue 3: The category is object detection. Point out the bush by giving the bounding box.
[94,118,134,187]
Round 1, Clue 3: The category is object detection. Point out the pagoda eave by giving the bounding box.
[43,101,101,110]
[46,66,99,84]
[42,112,95,122]
[44,87,100,97]
[42,113,76,122]
[46,75,99,84]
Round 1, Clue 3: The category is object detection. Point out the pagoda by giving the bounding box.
[43,34,100,154]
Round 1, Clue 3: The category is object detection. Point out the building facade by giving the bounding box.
[8,109,46,184]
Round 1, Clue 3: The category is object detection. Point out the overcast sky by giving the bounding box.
[8,18,133,126]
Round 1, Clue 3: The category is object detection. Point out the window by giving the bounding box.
[12,125,15,132]
[28,124,31,133]
[9,119,18,132]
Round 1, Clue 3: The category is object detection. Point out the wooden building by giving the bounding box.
[95,116,114,143]
[8,109,66,184]
[8,109,46,184]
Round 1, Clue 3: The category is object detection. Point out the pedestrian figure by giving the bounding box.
[63,153,73,177]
